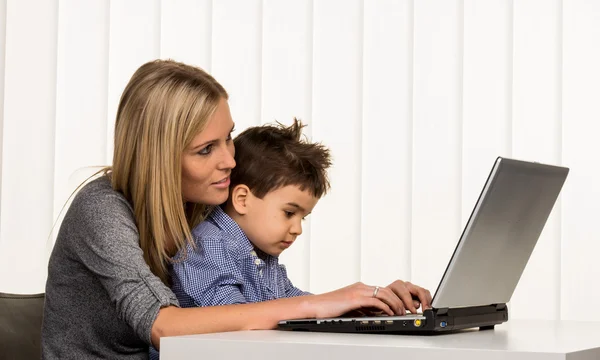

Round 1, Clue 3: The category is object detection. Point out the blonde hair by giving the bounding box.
[109,59,228,284]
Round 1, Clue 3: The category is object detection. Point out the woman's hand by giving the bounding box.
[307,282,410,318]
[385,280,432,314]
[151,280,433,348]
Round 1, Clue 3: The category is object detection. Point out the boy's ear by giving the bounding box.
[231,184,251,215]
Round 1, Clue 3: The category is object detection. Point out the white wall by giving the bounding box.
[0,0,598,322]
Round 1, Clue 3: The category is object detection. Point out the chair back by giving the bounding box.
[0,292,45,360]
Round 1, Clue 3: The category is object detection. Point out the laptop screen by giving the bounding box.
[431,157,568,309]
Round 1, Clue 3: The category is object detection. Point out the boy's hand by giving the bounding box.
[385,280,432,314]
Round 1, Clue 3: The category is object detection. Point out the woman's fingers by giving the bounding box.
[385,280,435,314]
[372,286,405,315]
[317,281,432,319]
[405,282,432,309]
[312,283,393,318]
[353,283,397,315]
[413,300,421,309]
[387,281,418,313]
[361,297,394,316]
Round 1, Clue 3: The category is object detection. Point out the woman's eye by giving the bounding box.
[198,144,213,155]
[227,129,235,141]
[284,211,294,218]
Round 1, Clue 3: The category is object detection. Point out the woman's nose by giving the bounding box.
[218,144,236,170]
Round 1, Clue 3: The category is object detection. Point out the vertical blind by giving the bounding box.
[0,0,598,321]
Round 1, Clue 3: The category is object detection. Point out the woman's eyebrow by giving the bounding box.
[190,139,215,151]
[190,124,236,151]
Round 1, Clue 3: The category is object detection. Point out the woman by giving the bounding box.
[42,59,431,359]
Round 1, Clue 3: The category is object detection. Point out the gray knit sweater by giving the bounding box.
[42,176,179,359]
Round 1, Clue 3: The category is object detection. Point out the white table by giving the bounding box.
[161,320,600,360]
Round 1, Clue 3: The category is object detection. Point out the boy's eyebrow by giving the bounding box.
[190,124,236,151]
[286,202,306,212]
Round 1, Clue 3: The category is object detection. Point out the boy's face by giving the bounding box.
[243,185,319,257]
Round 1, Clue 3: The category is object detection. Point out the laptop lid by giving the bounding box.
[431,157,569,309]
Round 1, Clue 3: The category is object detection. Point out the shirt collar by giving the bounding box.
[208,205,255,255]
[208,206,279,265]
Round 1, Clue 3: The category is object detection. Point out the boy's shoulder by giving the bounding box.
[190,218,247,258]
[191,218,224,240]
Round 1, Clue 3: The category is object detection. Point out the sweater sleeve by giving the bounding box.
[66,189,179,345]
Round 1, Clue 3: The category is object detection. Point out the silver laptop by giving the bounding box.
[278,157,569,334]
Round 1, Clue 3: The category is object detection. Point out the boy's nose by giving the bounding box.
[290,221,302,236]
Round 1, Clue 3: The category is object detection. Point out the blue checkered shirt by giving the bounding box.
[172,205,310,307]
[150,206,311,359]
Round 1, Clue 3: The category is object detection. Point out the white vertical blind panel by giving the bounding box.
[0,0,5,218]
[161,0,212,71]
[262,0,312,291]
[562,0,600,321]
[310,0,363,293]
[106,0,160,163]
[360,0,412,286]
[53,0,109,240]
[510,0,562,320]
[261,0,311,125]
[411,0,463,293]
[212,0,262,131]
[0,0,58,293]
[2,0,599,307]
[461,0,511,226]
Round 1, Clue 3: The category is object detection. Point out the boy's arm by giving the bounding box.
[279,264,312,297]
[172,235,248,306]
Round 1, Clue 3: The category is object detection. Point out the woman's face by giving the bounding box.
[181,98,236,205]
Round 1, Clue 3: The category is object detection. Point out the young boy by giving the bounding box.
[171,118,330,307]
[152,120,430,358]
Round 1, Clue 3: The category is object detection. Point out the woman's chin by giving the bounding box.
[204,193,230,206]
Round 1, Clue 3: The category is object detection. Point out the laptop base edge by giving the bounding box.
[277,304,508,335]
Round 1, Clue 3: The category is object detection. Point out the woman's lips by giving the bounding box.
[212,177,230,188]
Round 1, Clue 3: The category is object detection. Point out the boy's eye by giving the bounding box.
[284,211,295,218]
[198,144,213,155]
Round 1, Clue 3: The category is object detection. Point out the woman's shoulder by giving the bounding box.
[74,175,129,205]
[67,175,134,225]
[76,175,121,198]
[55,175,139,256]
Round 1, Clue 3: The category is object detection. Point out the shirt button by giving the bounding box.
[254,259,261,265]
[250,251,257,257]
[259,270,263,276]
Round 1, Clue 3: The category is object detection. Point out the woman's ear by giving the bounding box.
[231,184,251,215]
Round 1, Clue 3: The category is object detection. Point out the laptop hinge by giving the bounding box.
[436,308,449,315]
[435,304,505,315]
